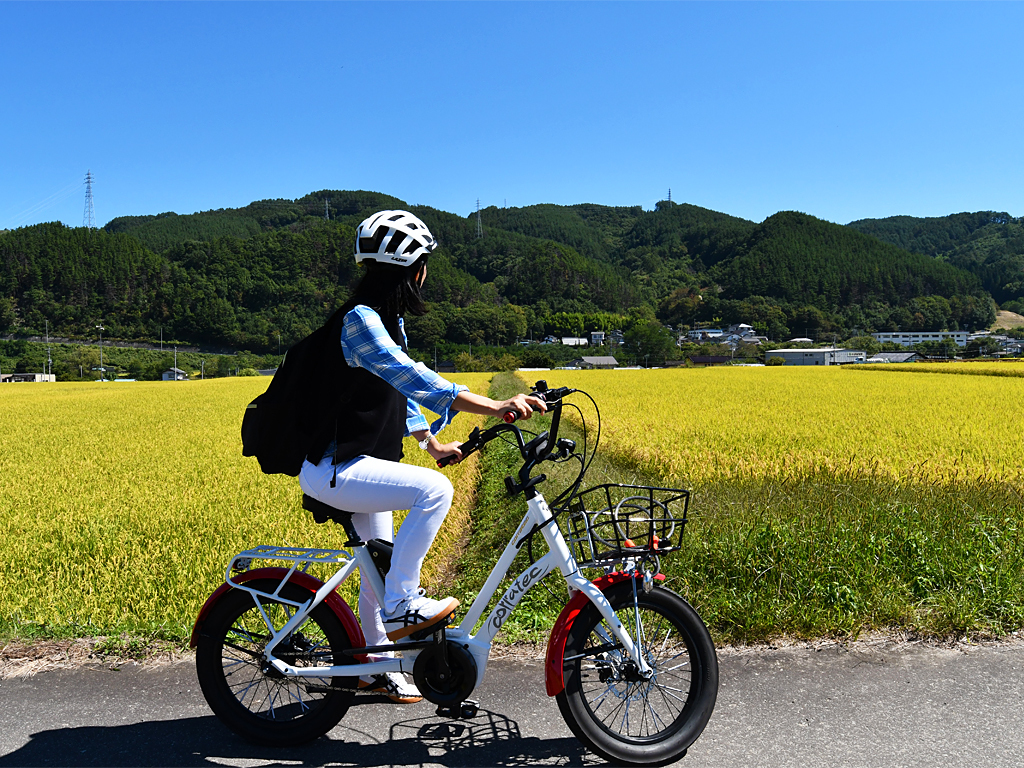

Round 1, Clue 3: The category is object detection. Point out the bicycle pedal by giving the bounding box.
[407,609,457,641]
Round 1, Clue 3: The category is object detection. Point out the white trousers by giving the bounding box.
[299,455,454,647]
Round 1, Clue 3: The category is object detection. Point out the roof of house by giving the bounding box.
[688,355,731,364]
[873,352,919,363]
[579,356,619,366]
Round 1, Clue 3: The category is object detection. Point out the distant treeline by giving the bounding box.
[1,189,1013,354]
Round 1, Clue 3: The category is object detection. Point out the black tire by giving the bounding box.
[556,582,718,766]
[195,580,357,746]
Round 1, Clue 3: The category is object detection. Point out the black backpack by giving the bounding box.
[240,307,351,476]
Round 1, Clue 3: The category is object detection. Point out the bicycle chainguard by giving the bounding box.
[435,699,479,720]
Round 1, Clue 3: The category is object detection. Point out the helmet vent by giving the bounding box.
[359,228,388,254]
[385,231,407,254]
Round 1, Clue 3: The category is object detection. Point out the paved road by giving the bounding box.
[1,641,1022,767]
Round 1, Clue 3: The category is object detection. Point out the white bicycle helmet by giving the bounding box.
[355,210,437,266]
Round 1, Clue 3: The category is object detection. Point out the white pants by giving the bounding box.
[299,455,454,647]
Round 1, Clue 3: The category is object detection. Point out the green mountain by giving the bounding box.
[0,191,1001,353]
[848,212,1024,307]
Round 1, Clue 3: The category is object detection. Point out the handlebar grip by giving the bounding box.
[437,454,460,468]
[502,411,518,423]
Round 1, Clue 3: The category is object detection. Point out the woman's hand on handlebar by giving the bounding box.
[427,439,464,465]
[451,390,547,422]
[498,393,547,423]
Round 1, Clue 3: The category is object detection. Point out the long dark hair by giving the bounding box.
[351,255,429,319]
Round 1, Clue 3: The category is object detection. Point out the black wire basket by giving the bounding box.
[558,483,690,567]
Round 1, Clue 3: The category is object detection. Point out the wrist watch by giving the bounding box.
[418,432,434,450]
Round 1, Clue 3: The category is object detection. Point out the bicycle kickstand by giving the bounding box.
[435,699,479,719]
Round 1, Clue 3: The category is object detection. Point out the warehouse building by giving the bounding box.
[764,348,867,366]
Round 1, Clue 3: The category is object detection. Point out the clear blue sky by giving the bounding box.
[2,1,1022,232]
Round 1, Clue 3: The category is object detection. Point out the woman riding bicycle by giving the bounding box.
[298,210,545,702]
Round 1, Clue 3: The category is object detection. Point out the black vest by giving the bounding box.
[321,299,408,466]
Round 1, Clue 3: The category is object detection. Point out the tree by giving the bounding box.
[624,320,675,365]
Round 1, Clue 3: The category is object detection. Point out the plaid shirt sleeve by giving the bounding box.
[340,305,467,436]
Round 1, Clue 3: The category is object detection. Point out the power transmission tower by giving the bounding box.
[475,199,483,239]
[667,188,672,203]
[83,170,95,229]
[324,198,330,221]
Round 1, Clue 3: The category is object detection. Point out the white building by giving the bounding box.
[0,373,56,383]
[162,367,187,381]
[872,331,968,348]
[765,348,867,366]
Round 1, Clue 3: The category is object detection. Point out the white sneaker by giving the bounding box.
[382,590,460,641]
[358,672,423,704]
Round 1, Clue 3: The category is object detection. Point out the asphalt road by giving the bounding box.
[1,641,1022,768]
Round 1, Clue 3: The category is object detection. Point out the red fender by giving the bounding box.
[189,567,366,662]
[544,571,665,696]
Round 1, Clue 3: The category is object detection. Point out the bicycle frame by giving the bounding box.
[229,488,653,690]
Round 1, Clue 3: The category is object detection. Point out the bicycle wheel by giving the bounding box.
[556,582,718,766]
[195,580,357,746]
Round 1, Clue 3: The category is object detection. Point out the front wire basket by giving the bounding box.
[558,483,690,568]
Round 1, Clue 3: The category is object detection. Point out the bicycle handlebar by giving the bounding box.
[436,381,574,470]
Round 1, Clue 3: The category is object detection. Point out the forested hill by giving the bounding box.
[848,212,1024,309]
[0,191,999,353]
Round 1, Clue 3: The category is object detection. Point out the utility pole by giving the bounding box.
[45,319,52,377]
[174,346,177,380]
[160,327,163,352]
[96,324,104,381]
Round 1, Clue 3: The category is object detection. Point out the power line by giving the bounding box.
[3,179,82,229]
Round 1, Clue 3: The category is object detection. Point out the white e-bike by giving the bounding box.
[192,381,718,765]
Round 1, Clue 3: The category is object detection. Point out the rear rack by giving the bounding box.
[225,545,354,602]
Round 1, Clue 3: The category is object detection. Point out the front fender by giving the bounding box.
[189,567,366,662]
[544,571,664,696]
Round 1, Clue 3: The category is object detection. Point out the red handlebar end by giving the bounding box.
[503,411,518,423]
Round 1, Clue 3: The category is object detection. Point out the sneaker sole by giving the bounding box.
[357,680,423,704]
[385,598,460,641]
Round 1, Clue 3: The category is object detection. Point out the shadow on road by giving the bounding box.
[0,706,591,768]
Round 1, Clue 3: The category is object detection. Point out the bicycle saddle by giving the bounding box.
[302,494,361,544]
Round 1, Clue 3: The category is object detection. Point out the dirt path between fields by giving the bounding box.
[4,631,1022,679]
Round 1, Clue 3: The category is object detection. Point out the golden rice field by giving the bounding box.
[858,360,1024,378]
[2,366,1022,643]
[531,367,1024,488]
[506,368,1023,640]
[0,374,491,640]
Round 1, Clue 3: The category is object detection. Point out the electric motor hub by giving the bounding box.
[412,641,478,706]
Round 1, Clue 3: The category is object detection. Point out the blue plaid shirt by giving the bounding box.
[340,305,466,436]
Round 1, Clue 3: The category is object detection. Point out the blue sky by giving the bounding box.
[2,1,1022,231]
